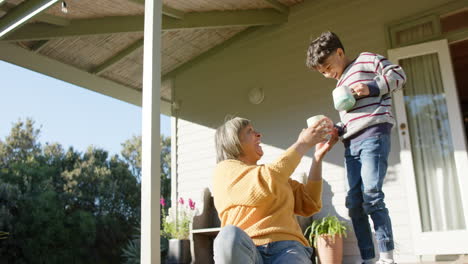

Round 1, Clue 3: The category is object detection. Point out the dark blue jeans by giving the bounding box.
[344,134,394,260]
[213,225,313,264]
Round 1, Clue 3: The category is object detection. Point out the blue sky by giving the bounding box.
[0,60,171,156]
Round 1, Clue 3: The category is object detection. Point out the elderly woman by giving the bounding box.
[212,116,338,263]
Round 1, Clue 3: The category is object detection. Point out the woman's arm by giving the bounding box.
[308,128,339,182]
[289,128,339,216]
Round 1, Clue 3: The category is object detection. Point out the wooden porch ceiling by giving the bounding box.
[0,0,303,109]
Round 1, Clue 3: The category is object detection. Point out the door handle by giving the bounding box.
[400,123,407,130]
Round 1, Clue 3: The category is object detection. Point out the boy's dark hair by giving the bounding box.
[306,31,345,69]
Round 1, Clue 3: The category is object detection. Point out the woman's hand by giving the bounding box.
[294,117,334,156]
[298,117,333,146]
[314,127,339,162]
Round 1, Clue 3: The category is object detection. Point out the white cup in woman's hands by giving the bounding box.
[306,115,333,140]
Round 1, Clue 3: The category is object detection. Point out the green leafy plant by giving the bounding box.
[161,197,196,240]
[304,215,347,247]
[122,227,140,264]
[0,231,9,240]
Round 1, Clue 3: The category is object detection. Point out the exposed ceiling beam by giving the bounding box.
[34,13,70,26]
[162,5,184,20]
[0,2,14,16]
[0,42,172,114]
[0,42,141,105]
[127,0,144,4]
[0,0,59,39]
[163,9,287,31]
[0,4,9,12]
[263,0,289,13]
[91,38,144,75]
[2,9,287,41]
[0,6,70,26]
[30,39,48,52]
[3,15,144,41]
[128,0,185,19]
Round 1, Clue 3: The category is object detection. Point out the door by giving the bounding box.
[388,39,468,255]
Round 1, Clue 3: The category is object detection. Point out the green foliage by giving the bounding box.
[121,229,169,264]
[160,136,171,206]
[121,135,172,264]
[304,215,348,247]
[0,119,172,263]
[122,227,140,264]
[0,118,141,263]
[0,181,20,234]
[161,197,196,240]
[0,231,8,240]
[121,135,142,181]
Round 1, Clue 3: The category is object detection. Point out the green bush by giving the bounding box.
[0,231,8,240]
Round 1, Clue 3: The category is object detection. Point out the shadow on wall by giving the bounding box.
[297,177,350,226]
[299,176,400,263]
[317,179,361,258]
[316,179,348,222]
[315,178,400,262]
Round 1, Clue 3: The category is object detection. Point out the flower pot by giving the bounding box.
[167,239,191,264]
[316,235,343,264]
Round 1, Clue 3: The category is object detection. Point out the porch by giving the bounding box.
[1,0,467,263]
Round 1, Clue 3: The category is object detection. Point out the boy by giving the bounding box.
[305,31,406,264]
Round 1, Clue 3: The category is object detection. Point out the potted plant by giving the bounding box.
[161,197,196,264]
[304,215,347,264]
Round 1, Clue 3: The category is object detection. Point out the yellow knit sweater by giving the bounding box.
[212,147,322,247]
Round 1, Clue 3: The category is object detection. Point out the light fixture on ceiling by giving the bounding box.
[0,0,59,38]
[248,87,264,105]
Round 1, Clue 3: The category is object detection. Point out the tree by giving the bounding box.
[121,136,141,181]
[0,119,95,263]
[160,135,171,208]
[121,135,171,203]
[121,135,172,263]
[0,119,142,263]
[0,181,19,241]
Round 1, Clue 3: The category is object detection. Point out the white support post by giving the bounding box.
[170,102,178,209]
[141,0,162,263]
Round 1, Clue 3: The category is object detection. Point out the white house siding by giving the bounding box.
[172,0,456,262]
[175,118,217,209]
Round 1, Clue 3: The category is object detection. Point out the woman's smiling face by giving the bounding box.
[238,124,263,165]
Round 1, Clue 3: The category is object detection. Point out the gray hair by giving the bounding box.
[215,117,251,163]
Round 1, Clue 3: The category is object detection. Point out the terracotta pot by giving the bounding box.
[167,239,191,264]
[316,235,343,264]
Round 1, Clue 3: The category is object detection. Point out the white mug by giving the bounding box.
[332,85,356,111]
[307,115,327,128]
[306,115,332,140]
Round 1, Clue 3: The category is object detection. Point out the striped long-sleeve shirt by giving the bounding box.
[337,52,406,139]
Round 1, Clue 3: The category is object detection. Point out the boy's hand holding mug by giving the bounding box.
[350,83,370,97]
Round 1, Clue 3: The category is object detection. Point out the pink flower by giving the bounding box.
[188,198,196,210]
[160,197,166,207]
[178,197,184,205]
